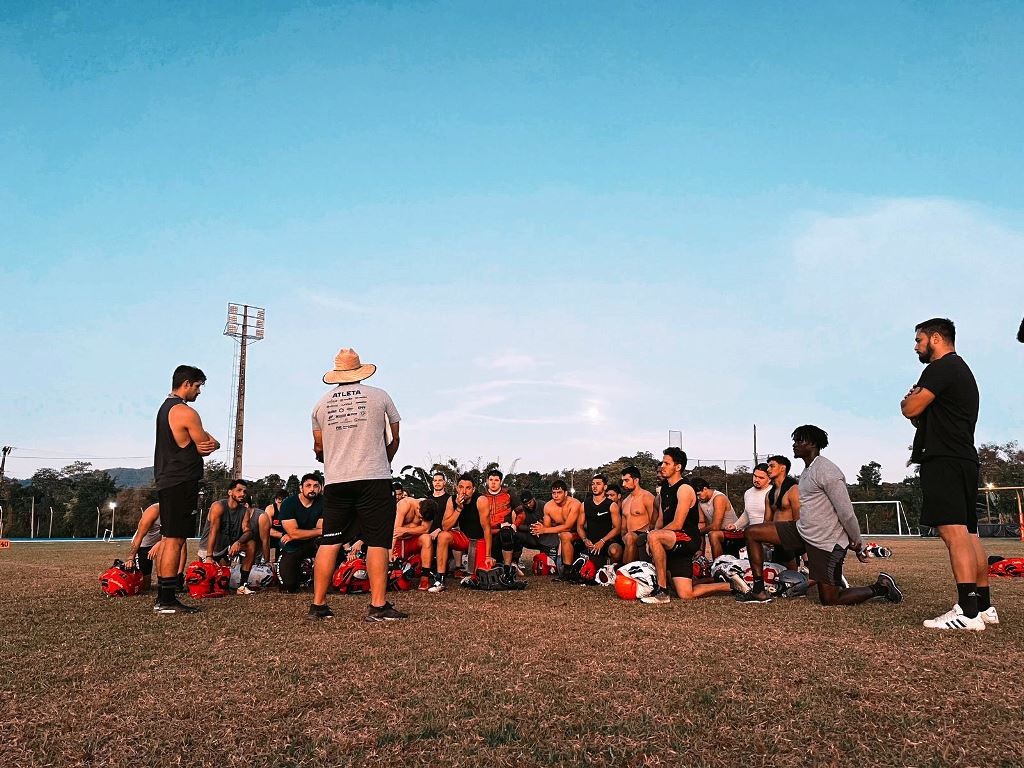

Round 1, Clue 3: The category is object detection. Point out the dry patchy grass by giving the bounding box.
[1,538,1022,768]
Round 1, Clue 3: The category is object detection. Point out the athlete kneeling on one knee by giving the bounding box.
[277,474,325,593]
[197,479,258,595]
[642,449,733,604]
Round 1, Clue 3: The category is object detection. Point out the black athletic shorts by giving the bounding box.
[667,534,702,579]
[920,457,979,533]
[806,543,847,586]
[157,480,199,539]
[137,545,154,577]
[774,521,807,557]
[322,479,395,549]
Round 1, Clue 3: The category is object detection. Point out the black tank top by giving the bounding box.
[457,492,484,539]
[429,492,450,533]
[660,479,700,541]
[154,396,203,490]
[768,477,798,511]
[583,496,615,541]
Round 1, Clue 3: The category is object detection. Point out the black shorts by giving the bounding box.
[667,534,702,579]
[774,521,807,557]
[157,480,199,539]
[322,479,395,549]
[920,457,979,533]
[806,543,847,586]
[137,545,154,577]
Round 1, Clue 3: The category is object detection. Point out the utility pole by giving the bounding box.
[0,446,12,511]
[753,424,758,468]
[224,304,265,480]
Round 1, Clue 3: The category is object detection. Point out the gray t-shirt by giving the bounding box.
[796,455,862,552]
[699,490,738,529]
[312,382,400,484]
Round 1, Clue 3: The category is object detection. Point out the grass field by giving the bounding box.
[2,538,1022,768]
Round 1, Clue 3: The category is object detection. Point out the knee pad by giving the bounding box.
[498,524,515,551]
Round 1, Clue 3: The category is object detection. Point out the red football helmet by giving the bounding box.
[99,559,144,597]
[333,558,370,594]
[691,553,711,580]
[532,552,558,575]
[387,558,418,591]
[184,561,229,599]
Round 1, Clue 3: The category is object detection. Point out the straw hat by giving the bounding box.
[323,348,376,384]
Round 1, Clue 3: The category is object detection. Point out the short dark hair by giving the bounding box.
[663,447,688,469]
[916,317,956,344]
[457,473,475,484]
[392,481,404,490]
[621,466,641,481]
[592,473,608,484]
[300,473,321,486]
[520,489,534,503]
[487,469,504,481]
[792,425,829,450]
[419,497,437,521]
[172,365,206,389]
[274,489,287,500]
[432,471,446,480]
[228,478,247,490]
[753,463,769,474]
[608,483,622,495]
[767,455,792,473]
[551,479,568,491]
[690,477,709,493]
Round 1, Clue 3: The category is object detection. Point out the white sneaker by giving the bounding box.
[923,606,985,631]
[236,584,255,595]
[951,603,999,625]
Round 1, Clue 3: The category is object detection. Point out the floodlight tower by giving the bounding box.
[224,303,265,480]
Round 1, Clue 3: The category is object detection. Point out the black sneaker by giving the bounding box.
[153,598,200,614]
[365,602,409,622]
[736,590,773,604]
[875,572,903,603]
[306,603,335,621]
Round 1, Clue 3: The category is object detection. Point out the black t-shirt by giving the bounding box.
[456,492,485,539]
[583,496,615,541]
[278,494,324,552]
[911,352,979,464]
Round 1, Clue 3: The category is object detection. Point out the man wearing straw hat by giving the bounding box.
[308,348,406,621]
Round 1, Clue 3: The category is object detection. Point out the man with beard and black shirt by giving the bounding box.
[576,474,623,566]
[642,449,733,604]
[430,474,492,592]
[278,474,324,592]
[198,478,257,595]
[152,364,219,614]
[902,318,996,630]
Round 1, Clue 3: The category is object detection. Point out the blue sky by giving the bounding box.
[2,2,1022,484]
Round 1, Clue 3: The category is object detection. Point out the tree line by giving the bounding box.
[2,442,1022,538]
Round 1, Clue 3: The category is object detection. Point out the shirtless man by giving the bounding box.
[739,454,803,603]
[530,480,583,572]
[418,472,451,587]
[695,479,742,559]
[577,474,623,566]
[391,496,434,559]
[641,448,733,604]
[619,466,655,562]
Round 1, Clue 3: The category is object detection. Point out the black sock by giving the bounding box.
[976,586,991,612]
[956,582,979,618]
[240,570,250,585]
[157,576,177,604]
[752,578,764,594]
[176,573,185,590]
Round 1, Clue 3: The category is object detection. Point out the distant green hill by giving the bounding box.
[104,467,154,488]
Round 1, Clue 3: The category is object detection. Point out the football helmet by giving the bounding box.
[99,559,144,597]
[614,561,658,600]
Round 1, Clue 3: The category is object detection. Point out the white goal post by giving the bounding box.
[852,500,916,537]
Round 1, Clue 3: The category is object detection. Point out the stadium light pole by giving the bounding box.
[224,303,266,480]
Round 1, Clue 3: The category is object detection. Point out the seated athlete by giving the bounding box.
[577,473,623,566]
[478,469,525,582]
[392,496,434,559]
[739,454,802,602]
[695,478,743,559]
[197,478,257,595]
[417,472,451,588]
[278,474,324,593]
[513,490,558,565]
[257,489,288,564]
[125,502,186,592]
[729,463,771,532]
[530,479,583,572]
[738,426,901,606]
[392,481,406,502]
[619,466,655,562]
[429,474,491,592]
[641,448,733,604]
